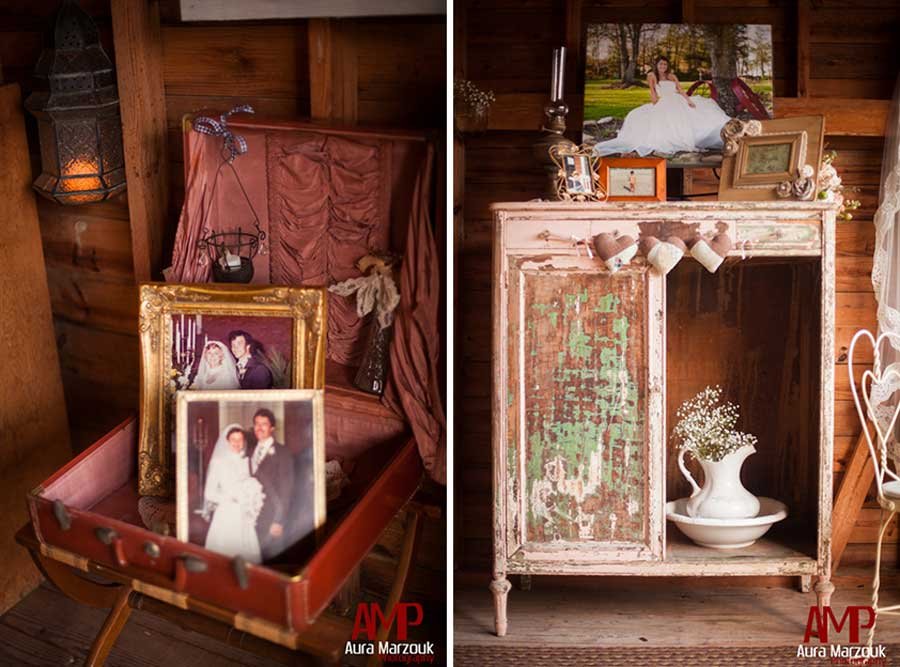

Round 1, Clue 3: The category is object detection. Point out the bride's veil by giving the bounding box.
[195,340,240,388]
[203,422,248,507]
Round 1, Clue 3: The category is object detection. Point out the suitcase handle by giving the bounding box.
[174,554,208,592]
[94,527,128,568]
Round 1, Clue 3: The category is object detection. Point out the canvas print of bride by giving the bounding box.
[176,390,325,564]
[583,24,773,166]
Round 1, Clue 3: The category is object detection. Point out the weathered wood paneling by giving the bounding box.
[457,0,894,573]
[9,2,443,452]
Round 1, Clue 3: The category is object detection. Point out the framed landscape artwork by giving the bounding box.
[718,116,825,201]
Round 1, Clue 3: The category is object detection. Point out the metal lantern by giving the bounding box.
[25,0,125,205]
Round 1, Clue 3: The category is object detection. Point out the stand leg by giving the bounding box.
[85,586,135,666]
[331,565,361,616]
[519,575,532,592]
[490,575,511,637]
[815,576,835,612]
[367,509,423,667]
[868,509,895,647]
[799,575,812,593]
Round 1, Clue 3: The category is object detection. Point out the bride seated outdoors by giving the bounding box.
[592,57,731,159]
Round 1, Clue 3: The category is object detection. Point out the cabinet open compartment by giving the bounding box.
[664,258,823,573]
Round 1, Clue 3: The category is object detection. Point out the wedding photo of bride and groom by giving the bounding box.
[193,332,274,390]
[186,399,317,565]
[171,314,295,393]
[583,23,774,164]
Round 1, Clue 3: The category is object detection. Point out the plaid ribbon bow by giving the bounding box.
[192,105,255,162]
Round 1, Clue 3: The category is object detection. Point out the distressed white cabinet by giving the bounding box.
[491,201,837,636]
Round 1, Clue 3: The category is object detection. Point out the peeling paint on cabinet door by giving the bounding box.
[507,256,664,559]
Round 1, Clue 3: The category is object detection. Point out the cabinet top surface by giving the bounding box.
[490,200,840,214]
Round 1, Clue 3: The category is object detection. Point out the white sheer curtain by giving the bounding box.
[872,73,900,446]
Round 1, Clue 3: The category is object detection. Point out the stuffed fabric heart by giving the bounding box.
[690,233,733,273]
[592,233,638,273]
[639,236,687,275]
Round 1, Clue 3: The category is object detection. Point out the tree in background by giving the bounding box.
[703,24,749,115]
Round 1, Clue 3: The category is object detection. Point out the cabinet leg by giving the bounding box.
[490,575,512,637]
[815,576,835,611]
[799,575,812,593]
[519,575,532,591]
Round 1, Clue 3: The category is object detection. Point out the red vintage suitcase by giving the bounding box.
[27,416,423,639]
[25,115,440,649]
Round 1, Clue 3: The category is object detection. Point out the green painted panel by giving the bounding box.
[521,268,648,544]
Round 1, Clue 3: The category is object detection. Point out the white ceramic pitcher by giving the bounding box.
[678,444,760,519]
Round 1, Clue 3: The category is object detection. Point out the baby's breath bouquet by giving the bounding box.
[454,79,495,133]
[672,386,758,462]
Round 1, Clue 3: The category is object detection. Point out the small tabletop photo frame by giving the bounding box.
[718,115,825,201]
[549,144,606,201]
[598,157,667,202]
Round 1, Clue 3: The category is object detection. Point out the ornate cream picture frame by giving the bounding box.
[175,388,326,561]
[718,115,825,201]
[138,283,327,497]
[549,143,607,202]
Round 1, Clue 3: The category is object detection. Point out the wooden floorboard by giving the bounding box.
[0,582,291,667]
[455,577,900,649]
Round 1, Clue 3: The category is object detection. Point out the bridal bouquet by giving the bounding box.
[817,150,861,221]
[239,477,266,526]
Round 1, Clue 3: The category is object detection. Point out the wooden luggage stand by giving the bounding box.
[16,492,438,666]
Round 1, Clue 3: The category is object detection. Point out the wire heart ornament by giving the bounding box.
[849,330,900,500]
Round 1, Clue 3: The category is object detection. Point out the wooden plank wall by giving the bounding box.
[1,1,445,608]
[456,0,900,572]
[1,1,444,450]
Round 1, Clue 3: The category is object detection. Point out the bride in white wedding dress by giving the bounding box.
[191,340,240,390]
[593,56,732,157]
[203,424,265,563]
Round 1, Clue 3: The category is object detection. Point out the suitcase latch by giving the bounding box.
[232,556,249,590]
[174,554,208,592]
[52,500,71,531]
[94,526,128,568]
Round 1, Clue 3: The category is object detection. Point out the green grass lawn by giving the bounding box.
[584,78,773,120]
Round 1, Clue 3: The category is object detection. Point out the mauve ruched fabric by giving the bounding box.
[167,120,445,483]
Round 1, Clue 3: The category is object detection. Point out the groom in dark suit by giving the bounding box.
[228,330,274,389]
[249,408,294,560]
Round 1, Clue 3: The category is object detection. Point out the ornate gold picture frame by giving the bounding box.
[138,284,326,497]
[549,144,607,202]
[719,115,825,201]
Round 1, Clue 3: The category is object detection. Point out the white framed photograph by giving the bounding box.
[176,389,325,564]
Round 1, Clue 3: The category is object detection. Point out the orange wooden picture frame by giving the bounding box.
[599,157,667,202]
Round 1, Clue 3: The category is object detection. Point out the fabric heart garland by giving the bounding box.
[689,233,733,273]
[592,233,638,273]
[639,236,687,275]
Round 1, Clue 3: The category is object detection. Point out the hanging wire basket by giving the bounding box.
[197,226,266,283]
